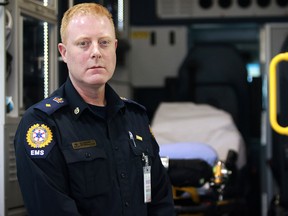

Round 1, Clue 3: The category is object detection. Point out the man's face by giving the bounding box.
[58,14,117,89]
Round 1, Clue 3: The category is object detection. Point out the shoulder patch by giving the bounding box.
[34,96,68,115]
[25,123,55,158]
[121,97,146,111]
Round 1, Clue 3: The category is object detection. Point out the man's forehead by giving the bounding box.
[65,15,115,41]
[69,14,103,25]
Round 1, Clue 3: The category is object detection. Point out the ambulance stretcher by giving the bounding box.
[152,102,247,215]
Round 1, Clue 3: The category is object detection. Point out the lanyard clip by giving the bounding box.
[142,153,149,166]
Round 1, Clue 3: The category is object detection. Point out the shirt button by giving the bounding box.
[125,202,129,207]
[121,173,126,178]
[114,146,119,151]
[85,152,91,158]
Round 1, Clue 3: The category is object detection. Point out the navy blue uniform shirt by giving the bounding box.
[14,78,175,216]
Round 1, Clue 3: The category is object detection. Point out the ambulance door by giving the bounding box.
[261,23,288,216]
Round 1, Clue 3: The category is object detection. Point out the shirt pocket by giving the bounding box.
[128,135,155,168]
[62,147,111,198]
[128,136,155,204]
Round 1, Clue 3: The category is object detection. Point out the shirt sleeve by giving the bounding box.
[14,110,81,216]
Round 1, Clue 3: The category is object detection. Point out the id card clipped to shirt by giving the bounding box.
[142,153,151,203]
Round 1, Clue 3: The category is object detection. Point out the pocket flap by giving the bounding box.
[62,147,107,164]
[130,140,155,157]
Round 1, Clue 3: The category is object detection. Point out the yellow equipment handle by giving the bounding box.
[269,52,288,135]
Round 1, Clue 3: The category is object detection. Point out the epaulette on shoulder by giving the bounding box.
[34,96,68,115]
[121,97,146,111]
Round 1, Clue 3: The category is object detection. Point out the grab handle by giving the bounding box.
[269,52,288,135]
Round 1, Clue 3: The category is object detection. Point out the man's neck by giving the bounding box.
[71,80,106,106]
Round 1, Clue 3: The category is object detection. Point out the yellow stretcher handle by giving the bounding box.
[269,52,288,135]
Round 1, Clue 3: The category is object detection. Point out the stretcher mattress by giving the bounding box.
[152,102,246,169]
[160,142,218,167]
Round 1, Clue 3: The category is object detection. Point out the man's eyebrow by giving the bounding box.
[75,36,91,41]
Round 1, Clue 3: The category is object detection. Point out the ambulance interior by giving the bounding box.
[2,0,288,216]
[133,25,259,215]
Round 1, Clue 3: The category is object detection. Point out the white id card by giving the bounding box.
[143,166,151,203]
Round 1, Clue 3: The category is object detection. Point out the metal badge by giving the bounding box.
[74,107,80,115]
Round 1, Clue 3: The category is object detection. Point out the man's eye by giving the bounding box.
[99,40,111,47]
[78,41,90,47]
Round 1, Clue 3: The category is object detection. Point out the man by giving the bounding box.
[14,3,175,216]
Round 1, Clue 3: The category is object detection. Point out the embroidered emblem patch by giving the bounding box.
[26,124,53,148]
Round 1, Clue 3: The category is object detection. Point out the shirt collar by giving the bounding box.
[64,77,125,120]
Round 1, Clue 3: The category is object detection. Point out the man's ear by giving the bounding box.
[58,43,67,63]
[115,39,118,49]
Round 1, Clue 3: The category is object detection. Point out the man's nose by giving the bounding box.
[90,42,102,59]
